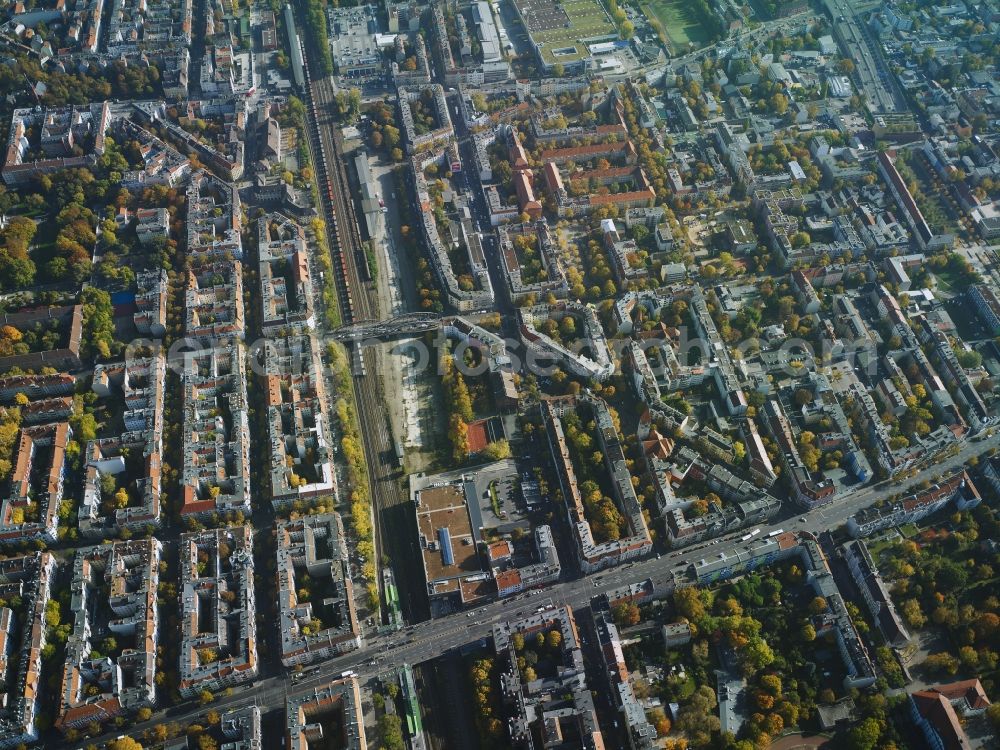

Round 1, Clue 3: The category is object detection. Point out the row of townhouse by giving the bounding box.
[263,333,337,510]
[55,539,161,732]
[0,552,55,748]
[80,348,166,537]
[397,84,454,154]
[687,532,877,691]
[286,675,366,749]
[410,149,495,311]
[496,221,569,305]
[0,422,71,545]
[518,302,614,383]
[543,394,652,574]
[492,605,606,748]
[276,515,362,667]
[846,470,982,538]
[178,527,258,697]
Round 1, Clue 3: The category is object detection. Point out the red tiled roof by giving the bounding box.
[931,679,992,711]
[911,691,968,750]
[495,569,521,590]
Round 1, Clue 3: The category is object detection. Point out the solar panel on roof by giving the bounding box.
[438,527,454,566]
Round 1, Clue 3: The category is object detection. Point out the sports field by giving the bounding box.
[642,0,713,49]
[521,0,617,65]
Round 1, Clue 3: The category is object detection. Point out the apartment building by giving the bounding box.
[916,314,990,430]
[877,151,954,251]
[133,268,168,337]
[56,539,161,732]
[0,552,55,748]
[258,213,315,331]
[970,283,1000,335]
[397,84,454,154]
[909,680,993,750]
[602,219,649,286]
[3,103,111,186]
[487,524,561,599]
[663,460,781,548]
[843,539,911,647]
[689,287,746,415]
[847,470,981,538]
[276,515,362,667]
[0,373,75,401]
[497,222,569,305]
[178,527,258,697]
[0,422,71,545]
[180,340,251,517]
[688,532,876,690]
[220,705,262,749]
[186,171,243,260]
[112,109,192,188]
[0,305,83,373]
[103,0,193,53]
[594,610,657,750]
[286,677,366,750]
[81,349,165,536]
[442,317,519,410]
[135,208,171,247]
[411,150,495,311]
[185,261,246,344]
[163,99,247,180]
[18,396,73,425]
[519,302,614,383]
[493,606,606,748]
[543,395,652,573]
[543,157,656,218]
[264,333,336,509]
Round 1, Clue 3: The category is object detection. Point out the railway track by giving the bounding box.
[298,33,428,622]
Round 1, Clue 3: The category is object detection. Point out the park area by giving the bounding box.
[642,0,715,50]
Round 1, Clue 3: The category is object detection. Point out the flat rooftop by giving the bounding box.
[416,484,482,592]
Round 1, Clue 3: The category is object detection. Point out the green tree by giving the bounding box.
[378,714,405,750]
[846,716,884,750]
[481,439,512,461]
[80,287,115,360]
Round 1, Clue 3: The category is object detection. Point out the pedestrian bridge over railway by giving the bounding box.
[326,312,446,342]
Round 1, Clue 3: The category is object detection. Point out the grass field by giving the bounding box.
[527,0,616,65]
[642,0,713,49]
